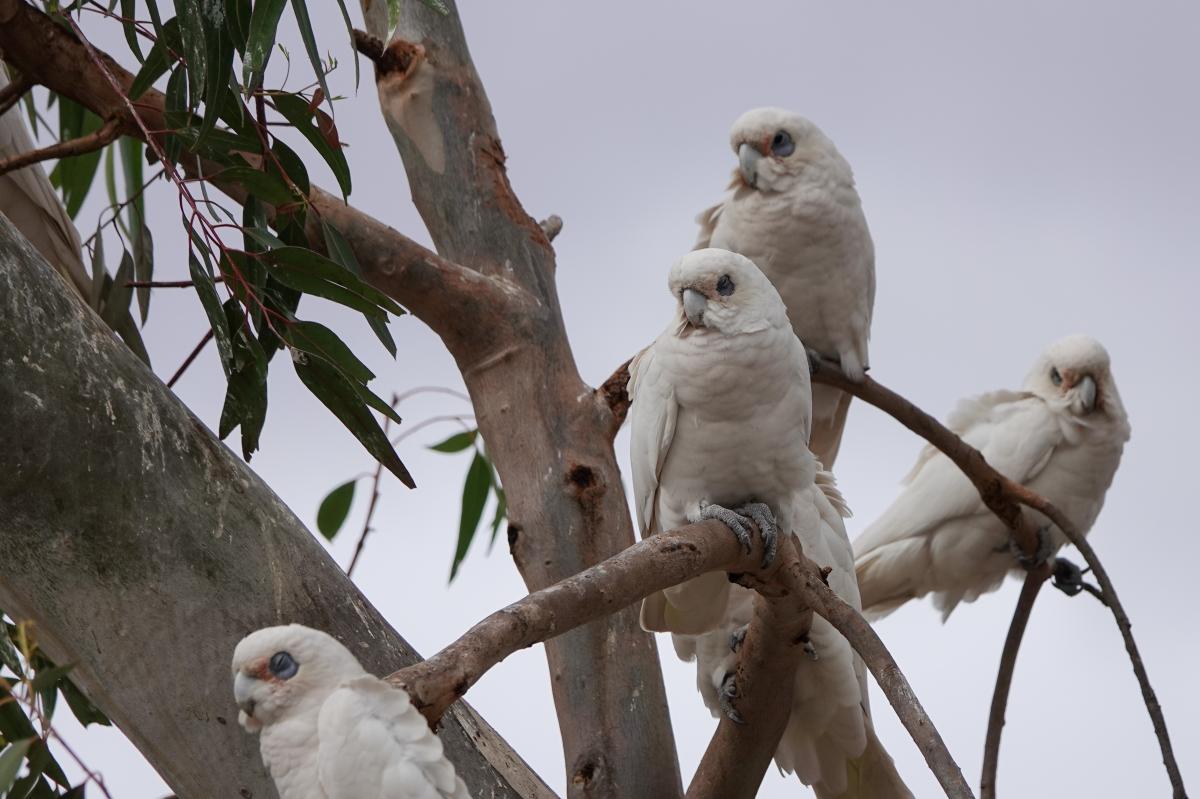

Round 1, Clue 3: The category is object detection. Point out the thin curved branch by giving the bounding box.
[388,519,974,799]
[0,71,33,116]
[0,116,120,178]
[811,363,1188,799]
[980,561,1052,799]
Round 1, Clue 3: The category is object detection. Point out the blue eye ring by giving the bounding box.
[770,130,794,157]
[269,651,299,680]
[1050,367,1062,386]
[716,274,735,296]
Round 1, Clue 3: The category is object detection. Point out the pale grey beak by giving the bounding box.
[1077,375,1097,412]
[682,288,708,327]
[233,671,256,716]
[738,142,761,188]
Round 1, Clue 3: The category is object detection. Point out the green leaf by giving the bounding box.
[289,0,331,119]
[271,93,351,197]
[219,166,296,207]
[0,624,21,677]
[25,738,69,788]
[321,220,397,357]
[269,139,310,197]
[30,663,72,693]
[0,739,34,794]
[429,429,476,453]
[164,64,188,163]
[266,247,404,315]
[199,6,236,142]
[316,480,356,540]
[332,0,359,89]
[242,0,287,90]
[267,269,386,319]
[293,355,415,488]
[99,251,134,330]
[59,678,109,728]
[129,17,180,100]
[119,137,152,321]
[119,0,146,62]
[488,485,507,551]
[449,451,491,580]
[173,0,208,100]
[283,321,374,384]
[218,300,269,459]
[226,0,252,56]
[87,226,106,311]
[188,250,234,377]
[49,98,104,218]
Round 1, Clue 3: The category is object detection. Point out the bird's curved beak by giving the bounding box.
[1077,375,1097,412]
[682,288,708,327]
[234,672,258,721]
[738,142,762,188]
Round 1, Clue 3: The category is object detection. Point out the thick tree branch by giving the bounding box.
[980,562,1052,799]
[388,519,757,723]
[0,0,509,351]
[686,537,813,799]
[0,116,120,177]
[0,215,552,799]
[387,516,972,799]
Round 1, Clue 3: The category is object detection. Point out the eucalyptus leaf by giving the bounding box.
[429,429,476,453]
[316,480,356,540]
[449,450,490,580]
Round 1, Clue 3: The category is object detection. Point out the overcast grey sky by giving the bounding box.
[39,1,1199,796]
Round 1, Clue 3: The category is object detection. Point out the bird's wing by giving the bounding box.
[318,677,470,799]
[627,342,678,538]
[0,73,87,293]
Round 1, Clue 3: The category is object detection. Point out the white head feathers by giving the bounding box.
[669,248,789,336]
[727,107,856,195]
[1023,334,1126,420]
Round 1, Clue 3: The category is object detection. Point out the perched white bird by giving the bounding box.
[631,248,909,797]
[696,108,874,468]
[854,335,1131,619]
[232,624,470,799]
[0,70,148,362]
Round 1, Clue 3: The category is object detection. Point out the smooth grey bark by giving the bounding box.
[0,214,554,799]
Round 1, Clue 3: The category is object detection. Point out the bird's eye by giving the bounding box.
[1050,367,1062,386]
[770,131,794,157]
[268,651,298,680]
[716,274,735,296]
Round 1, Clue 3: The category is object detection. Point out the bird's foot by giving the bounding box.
[735,502,779,568]
[717,672,744,724]
[1010,525,1055,569]
[799,633,819,661]
[729,626,748,653]
[698,502,756,558]
[1052,557,1108,605]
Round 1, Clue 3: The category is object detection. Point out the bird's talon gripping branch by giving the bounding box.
[1052,557,1108,604]
[717,672,745,725]
[799,633,819,662]
[728,626,747,653]
[735,502,779,568]
[698,502,755,556]
[1010,524,1054,570]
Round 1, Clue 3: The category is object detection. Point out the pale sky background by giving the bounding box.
[27,1,1199,797]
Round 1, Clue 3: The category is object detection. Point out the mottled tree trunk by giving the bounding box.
[0,215,553,799]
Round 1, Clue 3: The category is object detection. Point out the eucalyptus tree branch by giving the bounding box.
[0,116,120,178]
[809,361,1188,799]
[980,561,1052,799]
[539,215,563,242]
[387,517,973,799]
[166,328,213,388]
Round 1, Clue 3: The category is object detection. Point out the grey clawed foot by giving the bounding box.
[1052,557,1108,605]
[699,502,754,556]
[729,626,748,653]
[1011,525,1055,569]
[735,502,779,568]
[799,633,818,661]
[718,672,744,725]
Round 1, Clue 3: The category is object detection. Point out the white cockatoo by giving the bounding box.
[630,248,909,797]
[232,624,471,799]
[854,335,1131,619]
[696,108,874,468]
[0,69,148,362]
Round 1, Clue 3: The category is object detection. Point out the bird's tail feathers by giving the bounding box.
[813,723,913,799]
